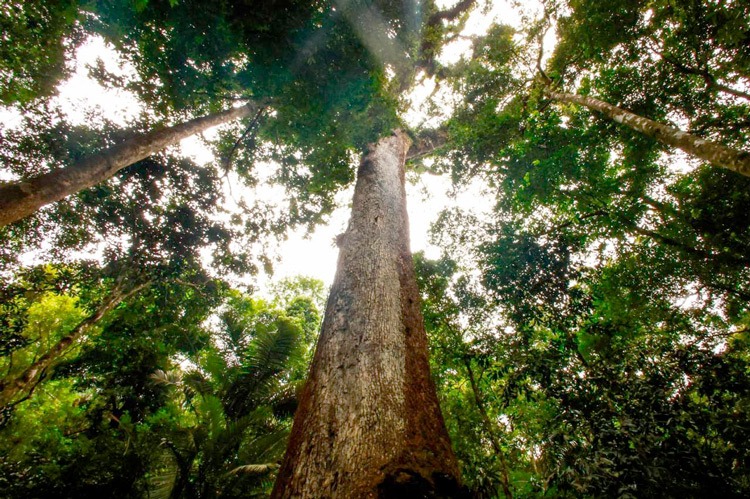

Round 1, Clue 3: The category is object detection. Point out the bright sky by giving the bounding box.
[7,0,531,290]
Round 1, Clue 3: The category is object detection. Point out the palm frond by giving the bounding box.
[245,318,300,375]
[223,320,302,418]
[182,369,213,397]
[268,379,303,418]
[202,347,230,383]
[196,394,226,437]
[150,368,182,387]
[146,449,179,499]
[239,426,291,465]
[228,463,279,476]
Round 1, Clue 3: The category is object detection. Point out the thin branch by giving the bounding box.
[691,116,750,135]
[645,38,750,102]
[5,369,47,409]
[405,128,449,161]
[661,53,750,102]
[535,22,553,86]
[627,223,750,266]
[64,425,92,437]
[429,0,477,24]
[700,280,750,302]
[0,281,150,409]
[418,0,478,76]
[464,357,513,499]
[192,90,256,102]
[222,106,267,173]
[541,209,608,235]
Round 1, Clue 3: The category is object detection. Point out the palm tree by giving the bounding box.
[146,294,316,499]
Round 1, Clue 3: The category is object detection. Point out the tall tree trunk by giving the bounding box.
[0,103,258,227]
[272,130,463,498]
[0,282,147,408]
[544,88,750,177]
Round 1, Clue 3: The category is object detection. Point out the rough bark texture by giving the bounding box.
[0,103,257,227]
[545,88,750,177]
[0,282,147,408]
[272,130,463,498]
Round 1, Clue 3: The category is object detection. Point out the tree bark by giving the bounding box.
[0,103,258,227]
[0,282,148,408]
[272,130,463,498]
[544,88,750,177]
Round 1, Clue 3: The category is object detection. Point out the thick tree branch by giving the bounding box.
[0,102,261,227]
[418,0,478,76]
[543,87,750,177]
[406,127,449,161]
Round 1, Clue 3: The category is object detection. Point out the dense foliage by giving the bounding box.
[418,1,750,496]
[2,0,750,497]
[0,272,320,497]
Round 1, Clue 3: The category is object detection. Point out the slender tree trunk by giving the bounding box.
[272,130,463,498]
[544,88,750,177]
[463,359,513,499]
[0,103,258,227]
[0,282,147,408]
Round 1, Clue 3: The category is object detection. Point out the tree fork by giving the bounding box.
[0,103,259,227]
[272,130,464,498]
[544,88,750,177]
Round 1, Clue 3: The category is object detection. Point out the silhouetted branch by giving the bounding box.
[406,127,449,161]
[429,0,477,24]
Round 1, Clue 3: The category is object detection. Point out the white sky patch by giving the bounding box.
[437,0,521,65]
[261,188,353,288]
[407,173,455,260]
[56,36,143,126]
[253,173,469,289]
[658,148,698,175]
[0,105,23,135]
[179,129,223,165]
[248,163,497,292]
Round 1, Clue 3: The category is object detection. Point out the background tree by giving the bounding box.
[145,291,318,499]
[0,272,322,497]
[0,98,306,496]
[544,0,750,173]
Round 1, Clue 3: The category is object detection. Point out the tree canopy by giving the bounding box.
[2,0,750,497]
